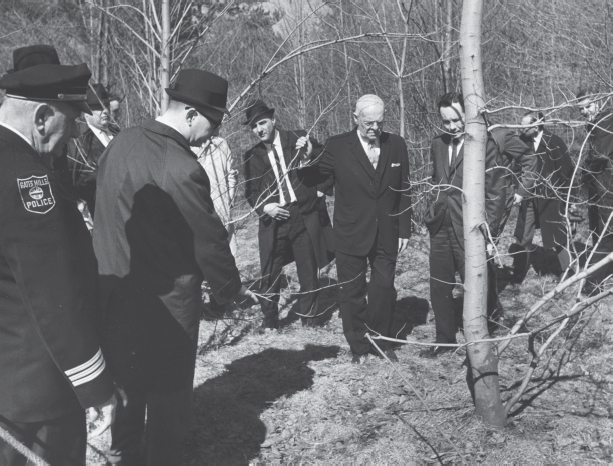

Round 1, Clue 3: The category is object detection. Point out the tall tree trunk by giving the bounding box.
[442,0,453,92]
[160,0,171,114]
[340,0,352,128]
[458,0,506,428]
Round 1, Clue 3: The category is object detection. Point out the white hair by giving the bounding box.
[354,94,385,116]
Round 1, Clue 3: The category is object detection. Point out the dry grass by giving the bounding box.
[86,208,613,464]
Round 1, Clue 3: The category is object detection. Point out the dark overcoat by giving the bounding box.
[514,131,574,249]
[93,119,241,392]
[301,129,412,256]
[424,133,507,246]
[243,129,333,270]
[0,125,113,423]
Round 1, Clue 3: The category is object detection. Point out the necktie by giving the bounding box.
[450,140,458,168]
[271,145,292,205]
[367,142,379,169]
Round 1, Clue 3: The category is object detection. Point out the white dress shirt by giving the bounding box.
[448,137,464,165]
[265,130,297,204]
[533,130,543,151]
[88,123,114,147]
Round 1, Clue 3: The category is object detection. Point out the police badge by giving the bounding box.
[17,175,56,214]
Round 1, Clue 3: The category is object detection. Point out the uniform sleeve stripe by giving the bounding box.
[69,355,105,384]
[65,349,103,377]
[72,360,106,387]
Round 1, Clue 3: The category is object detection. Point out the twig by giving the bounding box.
[366,334,467,464]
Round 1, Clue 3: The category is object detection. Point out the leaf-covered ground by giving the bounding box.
[87,209,613,464]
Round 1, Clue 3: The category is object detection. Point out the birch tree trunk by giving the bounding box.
[442,0,453,92]
[160,0,171,114]
[458,0,506,428]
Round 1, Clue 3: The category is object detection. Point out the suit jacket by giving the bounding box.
[583,110,613,209]
[69,123,119,216]
[0,126,113,422]
[300,129,412,257]
[491,127,537,198]
[93,119,241,392]
[515,131,574,248]
[243,129,333,269]
[424,133,507,246]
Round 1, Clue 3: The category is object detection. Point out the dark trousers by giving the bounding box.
[429,212,498,344]
[107,385,192,466]
[0,410,86,466]
[336,233,397,355]
[260,204,319,320]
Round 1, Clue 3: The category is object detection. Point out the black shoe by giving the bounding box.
[351,354,364,364]
[419,345,455,359]
[384,348,399,362]
[261,314,279,329]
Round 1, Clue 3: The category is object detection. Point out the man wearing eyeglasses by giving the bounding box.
[93,69,255,464]
[298,94,412,364]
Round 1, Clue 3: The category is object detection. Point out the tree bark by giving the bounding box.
[160,0,171,114]
[442,0,453,92]
[458,0,506,428]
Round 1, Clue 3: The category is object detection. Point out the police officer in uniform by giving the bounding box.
[0,46,116,465]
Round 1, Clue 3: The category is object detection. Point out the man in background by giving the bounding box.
[511,111,574,282]
[243,100,333,329]
[422,92,506,358]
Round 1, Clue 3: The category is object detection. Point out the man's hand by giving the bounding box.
[236,284,257,302]
[486,243,495,257]
[295,136,313,163]
[263,203,290,221]
[317,191,324,198]
[398,238,409,255]
[88,394,117,437]
[513,193,523,206]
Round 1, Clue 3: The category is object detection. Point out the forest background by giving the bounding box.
[1,0,612,463]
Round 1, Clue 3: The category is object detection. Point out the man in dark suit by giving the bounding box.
[69,83,119,218]
[511,111,574,281]
[243,100,333,329]
[299,94,412,363]
[422,92,507,358]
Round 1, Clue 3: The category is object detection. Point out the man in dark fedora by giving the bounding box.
[0,45,116,465]
[243,100,334,329]
[94,69,256,465]
[68,82,119,218]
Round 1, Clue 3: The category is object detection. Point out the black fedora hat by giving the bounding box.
[86,83,110,111]
[243,99,274,126]
[0,60,92,115]
[165,69,229,125]
[9,45,60,72]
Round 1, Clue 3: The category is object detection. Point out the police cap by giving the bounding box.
[9,45,61,72]
[0,57,92,114]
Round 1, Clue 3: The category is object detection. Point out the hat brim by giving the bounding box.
[243,109,275,126]
[165,88,230,116]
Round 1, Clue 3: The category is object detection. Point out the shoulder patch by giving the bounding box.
[17,175,55,214]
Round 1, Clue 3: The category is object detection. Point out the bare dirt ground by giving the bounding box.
[87,207,613,464]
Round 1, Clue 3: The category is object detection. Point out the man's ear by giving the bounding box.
[185,108,198,126]
[34,104,52,135]
[352,113,358,125]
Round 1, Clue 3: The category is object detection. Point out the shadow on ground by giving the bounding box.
[390,296,430,339]
[186,344,340,465]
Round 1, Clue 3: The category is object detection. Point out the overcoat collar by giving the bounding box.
[142,119,193,155]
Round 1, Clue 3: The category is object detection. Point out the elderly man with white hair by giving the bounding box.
[300,94,412,363]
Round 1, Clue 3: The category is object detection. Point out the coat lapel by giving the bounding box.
[450,142,464,177]
[376,132,390,182]
[349,130,376,179]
